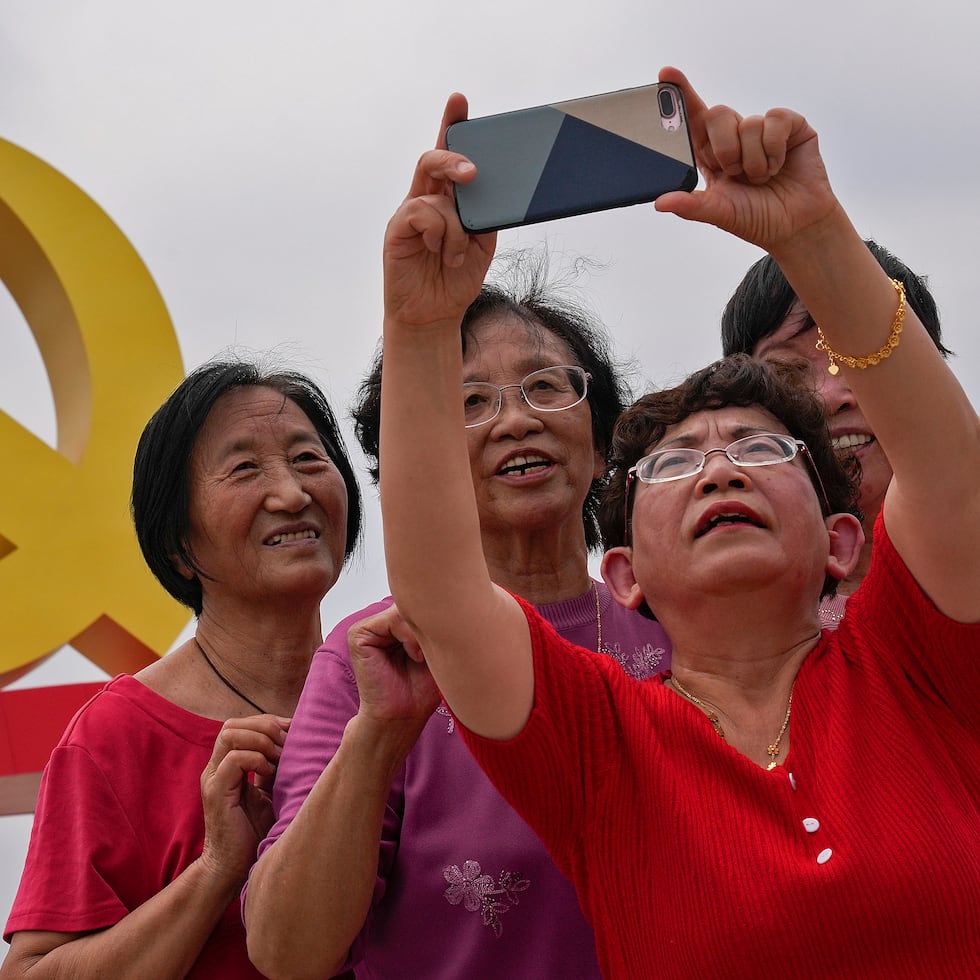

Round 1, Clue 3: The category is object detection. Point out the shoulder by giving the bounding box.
[517,596,634,698]
[850,516,979,638]
[298,597,397,704]
[598,591,671,678]
[317,596,396,662]
[284,603,403,755]
[59,675,159,737]
[60,675,222,762]
[834,519,980,720]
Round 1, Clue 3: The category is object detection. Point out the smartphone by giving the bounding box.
[445,83,697,234]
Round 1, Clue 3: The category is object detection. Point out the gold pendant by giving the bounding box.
[828,362,840,376]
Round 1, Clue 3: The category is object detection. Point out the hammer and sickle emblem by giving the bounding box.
[0,137,191,684]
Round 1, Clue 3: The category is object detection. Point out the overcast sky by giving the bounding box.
[2,0,978,943]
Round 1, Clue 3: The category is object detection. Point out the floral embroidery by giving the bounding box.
[435,701,455,734]
[443,860,530,938]
[602,641,666,680]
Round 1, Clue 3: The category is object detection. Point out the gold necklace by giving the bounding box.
[669,674,794,770]
[669,674,727,739]
[764,688,793,769]
[592,582,603,652]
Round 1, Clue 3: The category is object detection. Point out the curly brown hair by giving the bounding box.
[598,354,862,599]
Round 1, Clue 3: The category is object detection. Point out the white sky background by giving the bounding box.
[1,0,978,949]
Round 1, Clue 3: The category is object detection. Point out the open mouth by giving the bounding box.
[832,433,873,452]
[695,512,764,539]
[497,454,552,477]
[266,529,319,546]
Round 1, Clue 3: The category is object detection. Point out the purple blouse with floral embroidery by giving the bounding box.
[250,582,670,979]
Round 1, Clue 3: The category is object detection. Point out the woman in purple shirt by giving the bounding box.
[245,254,671,979]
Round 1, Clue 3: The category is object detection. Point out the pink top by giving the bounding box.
[253,582,670,979]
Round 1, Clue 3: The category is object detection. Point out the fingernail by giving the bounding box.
[455,161,475,176]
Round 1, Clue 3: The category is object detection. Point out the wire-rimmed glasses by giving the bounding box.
[623,432,831,544]
[462,365,591,428]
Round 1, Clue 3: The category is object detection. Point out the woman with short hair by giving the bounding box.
[3,359,361,978]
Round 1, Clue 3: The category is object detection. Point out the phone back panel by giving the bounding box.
[446,84,697,233]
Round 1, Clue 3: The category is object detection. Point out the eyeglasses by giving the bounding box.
[623,432,831,543]
[462,365,591,428]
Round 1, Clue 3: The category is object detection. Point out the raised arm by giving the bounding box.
[379,96,535,740]
[656,67,980,622]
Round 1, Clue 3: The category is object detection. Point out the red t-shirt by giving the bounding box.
[464,520,980,978]
[6,676,264,979]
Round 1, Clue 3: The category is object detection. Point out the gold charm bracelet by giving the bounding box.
[815,278,907,376]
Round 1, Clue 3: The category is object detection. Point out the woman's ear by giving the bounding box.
[825,512,865,582]
[601,546,646,611]
[170,551,195,581]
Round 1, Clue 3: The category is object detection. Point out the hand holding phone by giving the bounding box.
[445,83,697,234]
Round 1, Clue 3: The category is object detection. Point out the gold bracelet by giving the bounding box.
[815,278,907,375]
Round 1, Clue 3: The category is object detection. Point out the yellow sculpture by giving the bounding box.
[0,137,191,684]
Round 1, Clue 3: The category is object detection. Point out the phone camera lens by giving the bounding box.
[658,88,677,118]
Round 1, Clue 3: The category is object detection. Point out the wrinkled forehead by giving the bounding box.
[462,313,576,378]
[646,406,790,454]
[193,387,320,464]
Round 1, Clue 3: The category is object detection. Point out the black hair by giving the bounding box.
[131,359,362,615]
[599,355,862,599]
[721,239,951,358]
[353,253,632,551]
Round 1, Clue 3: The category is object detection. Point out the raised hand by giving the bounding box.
[655,66,841,253]
[198,714,289,883]
[383,93,496,329]
[347,605,442,729]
